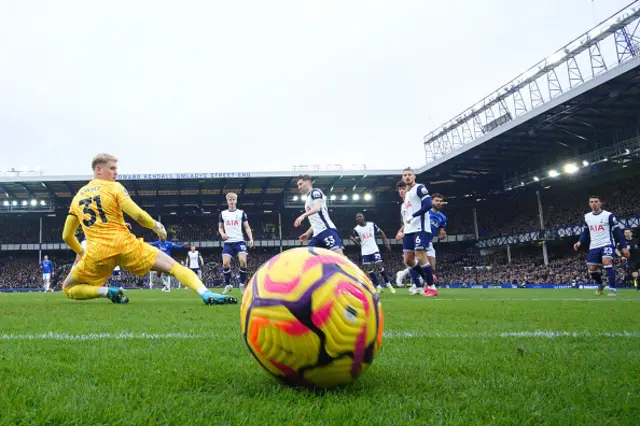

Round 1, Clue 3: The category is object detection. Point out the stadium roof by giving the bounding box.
[421,3,640,193]
[2,4,639,208]
[0,169,406,211]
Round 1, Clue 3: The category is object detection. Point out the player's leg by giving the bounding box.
[62,256,127,303]
[602,255,616,296]
[147,250,237,305]
[42,273,49,292]
[237,251,249,294]
[586,248,605,294]
[221,243,234,294]
[414,234,435,296]
[376,258,395,294]
[424,243,438,296]
[362,258,380,291]
[402,249,420,295]
[162,273,171,292]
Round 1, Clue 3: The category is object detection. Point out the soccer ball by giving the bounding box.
[240,247,384,389]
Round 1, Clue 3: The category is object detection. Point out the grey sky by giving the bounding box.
[0,0,631,175]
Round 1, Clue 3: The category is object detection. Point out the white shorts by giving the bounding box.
[426,243,436,258]
[42,273,51,281]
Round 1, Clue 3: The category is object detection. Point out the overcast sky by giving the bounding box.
[0,0,632,176]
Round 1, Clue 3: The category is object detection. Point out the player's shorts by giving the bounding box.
[190,267,201,274]
[426,242,436,258]
[42,273,51,281]
[587,244,615,266]
[71,238,158,286]
[308,228,344,251]
[362,252,383,265]
[222,241,248,257]
[111,270,121,277]
[403,231,432,252]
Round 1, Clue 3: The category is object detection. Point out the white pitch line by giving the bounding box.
[1,330,639,342]
[0,332,206,341]
[384,330,640,339]
[420,298,636,301]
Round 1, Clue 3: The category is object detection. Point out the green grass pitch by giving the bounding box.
[1,289,638,425]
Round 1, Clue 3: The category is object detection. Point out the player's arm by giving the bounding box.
[611,214,630,258]
[408,185,432,222]
[294,190,322,227]
[396,224,404,241]
[242,212,254,248]
[199,254,204,265]
[439,215,448,240]
[349,229,360,245]
[299,227,313,243]
[375,224,392,251]
[115,184,166,239]
[218,214,228,240]
[574,221,589,250]
[120,198,166,238]
[149,240,161,247]
[62,214,84,255]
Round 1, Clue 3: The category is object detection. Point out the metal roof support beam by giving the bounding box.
[0,184,15,198]
[423,3,640,163]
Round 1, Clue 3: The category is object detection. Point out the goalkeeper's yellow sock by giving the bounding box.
[169,264,207,295]
[63,285,103,300]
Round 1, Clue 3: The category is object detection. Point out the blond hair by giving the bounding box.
[226,192,237,200]
[91,153,118,171]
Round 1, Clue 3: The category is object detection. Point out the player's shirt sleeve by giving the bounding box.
[310,189,323,200]
[609,214,627,247]
[374,223,381,233]
[350,228,359,239]
[149,240,161,247]
[441,214,448,229]
[417,185,430,200]
[114,182,131,204]
[579,219,589,245]
[171,242,184,249]
[412,186,433,217]
[218,213,224,224]
[242,211,248,222]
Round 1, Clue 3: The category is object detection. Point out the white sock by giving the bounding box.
[98,287,109,297]
[196,286,208,295]
[429,285,436,290]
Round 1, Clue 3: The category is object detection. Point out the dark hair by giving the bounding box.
[356,212,364,217]
[403,167,413,173]
[432,193,444,200]
[588,195,601,201]
[396,180,407,188]
[296,174,312,183]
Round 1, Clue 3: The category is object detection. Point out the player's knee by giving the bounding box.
[239,259,247,269]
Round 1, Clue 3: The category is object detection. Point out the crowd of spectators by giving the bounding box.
[2,178,639,244]
[2,243,635,290]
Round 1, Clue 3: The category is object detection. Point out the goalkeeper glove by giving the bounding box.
[153,221,167,240]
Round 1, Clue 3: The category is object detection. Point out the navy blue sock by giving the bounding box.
[379,268,390,284]
[368,271,379,286]
[238,268,247,285]
[409,268,422,286]
[604,266,615,287]
[421,263,434,287]
[412,264,425,286]
[223,268,232,285]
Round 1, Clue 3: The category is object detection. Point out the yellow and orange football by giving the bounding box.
[240,247,384,389]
